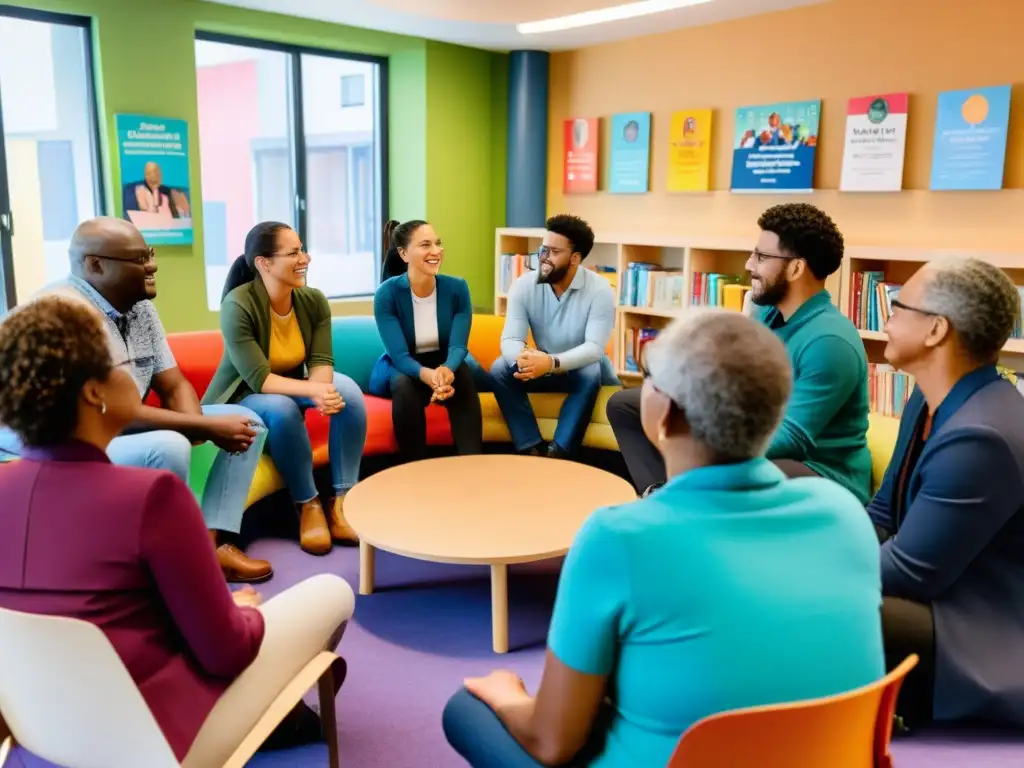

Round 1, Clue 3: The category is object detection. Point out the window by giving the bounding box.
[195,35,386,310]
[0,7,103,309]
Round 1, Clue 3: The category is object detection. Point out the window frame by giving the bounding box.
[0,4,106,309]
[195,31,390,299]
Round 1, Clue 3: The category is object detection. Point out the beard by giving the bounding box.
[751,274,789,306]
[537,262,569,285]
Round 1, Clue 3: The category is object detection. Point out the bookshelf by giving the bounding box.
[493,228,1024,408]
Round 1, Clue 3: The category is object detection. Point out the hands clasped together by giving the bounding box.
[514,348,554,382]
[420,365,456,402]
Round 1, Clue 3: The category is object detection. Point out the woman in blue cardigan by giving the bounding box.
[370,219,483,460]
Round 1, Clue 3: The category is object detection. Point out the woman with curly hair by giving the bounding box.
[0,296,355,764]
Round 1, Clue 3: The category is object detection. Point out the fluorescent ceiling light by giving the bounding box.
[517,0,714,34]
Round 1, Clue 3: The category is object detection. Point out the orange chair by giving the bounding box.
[666,655,918,768]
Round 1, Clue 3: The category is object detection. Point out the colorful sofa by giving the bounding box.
[165,314,622,506]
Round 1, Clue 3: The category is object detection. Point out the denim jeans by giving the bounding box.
[239,371,367,504]
[0,404,265,534]
[488,358,604,453]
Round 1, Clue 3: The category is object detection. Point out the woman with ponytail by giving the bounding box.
[203,222,368,555]
[370,219,483,460]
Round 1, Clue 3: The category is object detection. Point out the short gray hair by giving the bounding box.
[920,257,1020,362]
[645,308,792,461]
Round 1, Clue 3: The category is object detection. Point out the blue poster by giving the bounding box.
[730,100,820,193]
[116,114,192,245]
[609,112,651,193]
[930,85,1011,191]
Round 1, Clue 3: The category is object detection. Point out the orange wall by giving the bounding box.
[547,0,1024,250]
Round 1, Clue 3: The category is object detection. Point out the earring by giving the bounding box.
[100,402,107,415]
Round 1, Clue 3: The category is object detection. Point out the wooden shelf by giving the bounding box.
[618,305,683,318]
[859,330,887,341]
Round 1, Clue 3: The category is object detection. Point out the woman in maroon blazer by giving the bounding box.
[0,296,355,764]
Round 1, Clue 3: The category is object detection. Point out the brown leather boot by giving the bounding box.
[299,498,333,555]
[209,531,273,583]
[328,496,359,544]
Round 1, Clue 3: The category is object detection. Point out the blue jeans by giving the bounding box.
[489,358,604,453]
[239,371,367,504]
[0,404,265,534]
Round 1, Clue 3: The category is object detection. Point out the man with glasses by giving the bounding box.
[490,213,617,459]
[608,202,872,503]
[0,217,272,584]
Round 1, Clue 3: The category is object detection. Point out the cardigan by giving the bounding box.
[868,365,1024,725]
[203,277,334,405]
[0,441,265,761]
[369,273,472,396]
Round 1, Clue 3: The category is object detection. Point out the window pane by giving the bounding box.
[301,54,381,298]
[0,15,100,301]
[195,39,295,311]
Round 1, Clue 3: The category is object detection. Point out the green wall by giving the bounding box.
[8,0,506,329]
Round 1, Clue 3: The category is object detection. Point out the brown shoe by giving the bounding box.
[217,543,273,584]
[328,496,359,544]
[299,498,333,555]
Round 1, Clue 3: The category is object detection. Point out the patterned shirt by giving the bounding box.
[35,275,177,397]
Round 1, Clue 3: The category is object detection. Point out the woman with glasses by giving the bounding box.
[204,222,368,555]
[443,309,884,768]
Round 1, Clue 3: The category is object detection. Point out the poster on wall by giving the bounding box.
[116,114,193,245]
[563,117,599,193]
[840,93,909,192]
[730,100,820,193]
[609,112,651,193]
[930,84,1011,191]
[666,109,713,192]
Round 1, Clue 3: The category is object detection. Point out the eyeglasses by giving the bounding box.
[751,248,799,265]
[89,248,156,266]
[891,298,939,317]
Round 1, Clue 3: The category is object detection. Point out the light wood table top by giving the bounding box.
[344,455,637,653]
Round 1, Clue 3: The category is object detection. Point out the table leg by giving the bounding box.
[491,564,509,654]
[359,540,376,595]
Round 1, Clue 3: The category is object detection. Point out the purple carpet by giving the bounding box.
[9,535,1024,766]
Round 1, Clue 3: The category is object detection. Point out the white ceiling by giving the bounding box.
[201,0,832,51]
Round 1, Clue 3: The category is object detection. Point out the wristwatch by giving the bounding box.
[551,355,561,372]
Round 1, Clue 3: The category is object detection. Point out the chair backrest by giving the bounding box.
[666,655,918,768]
[0,607,179,768]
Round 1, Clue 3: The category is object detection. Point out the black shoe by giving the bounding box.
[641,482,664,498]
[518,443,545,457]
[546,443,570,460]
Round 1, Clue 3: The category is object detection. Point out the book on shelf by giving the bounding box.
[589,264,618,291]
[848,271,899,332]
[499,252,539,293]
[692,272,750,311]
[868,363,913,418]
[624,327,659,372]
[620,262,685,311]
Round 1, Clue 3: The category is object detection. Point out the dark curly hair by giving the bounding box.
[0,295,114,447]
[757,203,844,280]
[546,214,595,260]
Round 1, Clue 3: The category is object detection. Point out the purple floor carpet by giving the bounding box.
[9,535,1024,766]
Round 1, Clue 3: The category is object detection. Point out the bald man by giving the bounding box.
[0,217,271,583]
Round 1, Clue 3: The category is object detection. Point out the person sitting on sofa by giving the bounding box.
[444,308,885,768]
[206,222,367,554]
[0,295,356,765]
[370,219,483,461]
[869,256,1024,729]
[607,202,872,503]
[491,214,617,460]
[0,216,271,584]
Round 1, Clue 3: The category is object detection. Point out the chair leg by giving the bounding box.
[318,666,339,768]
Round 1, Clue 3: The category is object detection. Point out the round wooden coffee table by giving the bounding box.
[343,455,636,653]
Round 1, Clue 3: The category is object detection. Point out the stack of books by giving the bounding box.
[623,327,659,373]
[621,262,685,312]
[848,271,900,332]
[498,252,539,293]
[869,364,913,417]
[691,272,749,312]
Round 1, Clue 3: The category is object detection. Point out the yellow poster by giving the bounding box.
[666,109,712,191]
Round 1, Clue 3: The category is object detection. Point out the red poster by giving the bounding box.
[563,117,599,193]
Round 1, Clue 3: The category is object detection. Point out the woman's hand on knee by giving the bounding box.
[310,381,344,415]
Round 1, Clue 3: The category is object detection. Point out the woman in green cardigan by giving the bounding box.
[203,222,367,556]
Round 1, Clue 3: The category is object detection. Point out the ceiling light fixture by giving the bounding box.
[517,0,715,35]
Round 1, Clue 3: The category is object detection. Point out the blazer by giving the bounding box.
[0,442,264,761]
[868,365,1024,725]
[369,273,472,396]
[203,277,334,406]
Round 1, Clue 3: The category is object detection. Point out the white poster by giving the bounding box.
[840,93,909,192]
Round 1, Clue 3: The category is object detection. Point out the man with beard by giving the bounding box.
[607,203,872,503]
[490,214,617,459]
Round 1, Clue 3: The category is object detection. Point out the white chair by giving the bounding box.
[0,607,341,768]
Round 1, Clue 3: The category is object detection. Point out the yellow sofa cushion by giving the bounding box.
[866,412,900,495]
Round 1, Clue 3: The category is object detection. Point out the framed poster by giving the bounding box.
[563,117,599,193]
[731,100,820,193]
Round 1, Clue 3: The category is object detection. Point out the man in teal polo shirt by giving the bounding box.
[442,309,884,767]
[608,202,872,504]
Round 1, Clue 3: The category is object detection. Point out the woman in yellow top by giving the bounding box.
[204,222,367,556]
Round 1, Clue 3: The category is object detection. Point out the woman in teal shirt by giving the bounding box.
[443,308,885,767]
